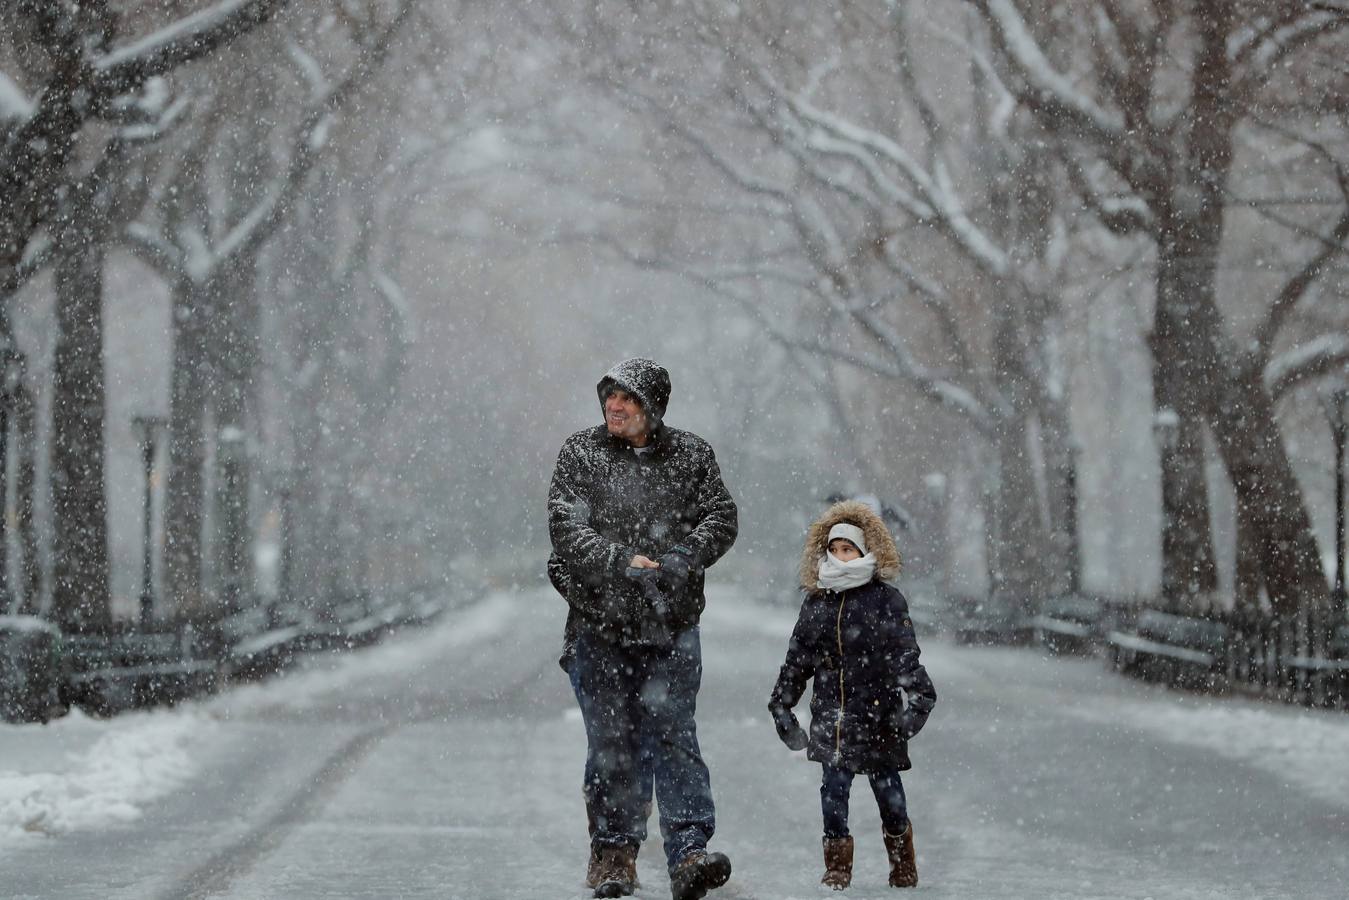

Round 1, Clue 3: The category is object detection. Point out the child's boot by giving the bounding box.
[882,822,917,888]
[821,835,853,890]
[585,843,602,889]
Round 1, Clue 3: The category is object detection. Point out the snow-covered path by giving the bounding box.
[4,586,1348,899]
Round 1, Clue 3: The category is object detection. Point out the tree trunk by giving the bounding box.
[1154,199,1326,619]
[165,277,213,623]
[0,397,10,612]
[289,389,325,612]
[1143,311,1219,620]
[1037,392,1082,596]
[1149,249,1221,614]
[990,310,1049,615]
[1210,364,1328,619]
[15,381,40,615]
[49,195,112,633]
[211,265,259,614]
[1233,495,1264,614]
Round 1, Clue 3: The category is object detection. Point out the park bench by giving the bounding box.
[1106,609,1227,690]
[225,624,307,680]
[951,594,1033,646]
[1027,595,1104,654]
[61,629,219,715]
[1280,623,1349,708]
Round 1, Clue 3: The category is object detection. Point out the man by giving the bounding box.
[548,358,738,900]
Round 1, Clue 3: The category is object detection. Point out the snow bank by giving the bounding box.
[0,707,216,848]
[1070,693,1349,809]
[0,590,516,853]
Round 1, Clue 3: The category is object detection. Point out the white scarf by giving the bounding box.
[817,551,877,592]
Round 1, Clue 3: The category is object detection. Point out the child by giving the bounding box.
[768,500,937,890]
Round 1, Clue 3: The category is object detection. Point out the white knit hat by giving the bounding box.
[827,523,867,556]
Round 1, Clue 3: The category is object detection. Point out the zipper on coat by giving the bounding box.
[835,592,846,760]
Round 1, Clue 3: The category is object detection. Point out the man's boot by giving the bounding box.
[593,844,639,898]
[821,835,853,890]
[882,822,917,888]
[670,849,732,900]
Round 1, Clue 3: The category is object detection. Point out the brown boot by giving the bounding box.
[593,844,639,898]
[585,844,603,889]
[883,822,917,888]
[670,849,732,900]
[821,835,854,890]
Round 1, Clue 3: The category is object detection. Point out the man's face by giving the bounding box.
[604,389,650,444]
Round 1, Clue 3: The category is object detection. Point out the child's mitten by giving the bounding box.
[773,709,808,751]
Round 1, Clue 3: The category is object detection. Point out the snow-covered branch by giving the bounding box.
[1252,158,1349,363]
[660,117,793,208]
[371,270,417,349]
[878,241,984,383]
[0,71,34,124]
[970,0,1126,141]
[1266,334,1349,401]
[1061,150,1152,235]
[212,1,418,274]
[94,0,292,90]
[788,95,1010,276]
[1229,9,1348,111]
[0,234,51,297]
[572,223,996,435]
[123,223,184,276]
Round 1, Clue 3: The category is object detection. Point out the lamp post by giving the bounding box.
[131,415,167,628]
[1322,383,1348,616]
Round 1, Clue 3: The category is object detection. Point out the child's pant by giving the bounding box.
[821,764,908,838]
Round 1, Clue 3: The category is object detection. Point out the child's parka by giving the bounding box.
[768,500,937,773]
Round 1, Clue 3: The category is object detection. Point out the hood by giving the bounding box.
[799,499,902,590]
[596,358,672,428]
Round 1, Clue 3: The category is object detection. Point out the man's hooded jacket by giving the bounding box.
[548,358,738,649]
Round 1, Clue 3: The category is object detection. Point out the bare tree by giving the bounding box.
[968,0,1349,619]
[551,1,1087,607]
[3,0,294,630]
[121,0,419,623]
[1,0,292,300]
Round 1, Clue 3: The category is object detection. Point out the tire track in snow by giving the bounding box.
[164,722,395,900]
[159,598,556,900]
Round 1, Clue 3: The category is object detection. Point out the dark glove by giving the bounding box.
[626,566,673,649]
[772,709,808,751]
[656,545,698,592]
[886,707,926,741]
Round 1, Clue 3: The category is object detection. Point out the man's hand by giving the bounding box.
[655,545,697,591]
[630,555,660,569]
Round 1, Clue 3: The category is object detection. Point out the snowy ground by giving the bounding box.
[3,585,1348,899]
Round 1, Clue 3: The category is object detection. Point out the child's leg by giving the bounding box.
[820,765,856,838]
[866,768,909,835]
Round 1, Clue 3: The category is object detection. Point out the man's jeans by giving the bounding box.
[574,626,715,871]
[821,764,908,838]
[568,658,655,843]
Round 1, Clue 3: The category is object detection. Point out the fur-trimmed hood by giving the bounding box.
[799,500,902,590]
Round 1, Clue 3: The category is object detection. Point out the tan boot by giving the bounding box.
[821,835,854,890]
[585,844,603,889]
[593,844,639,898]
[883,822,917,888]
